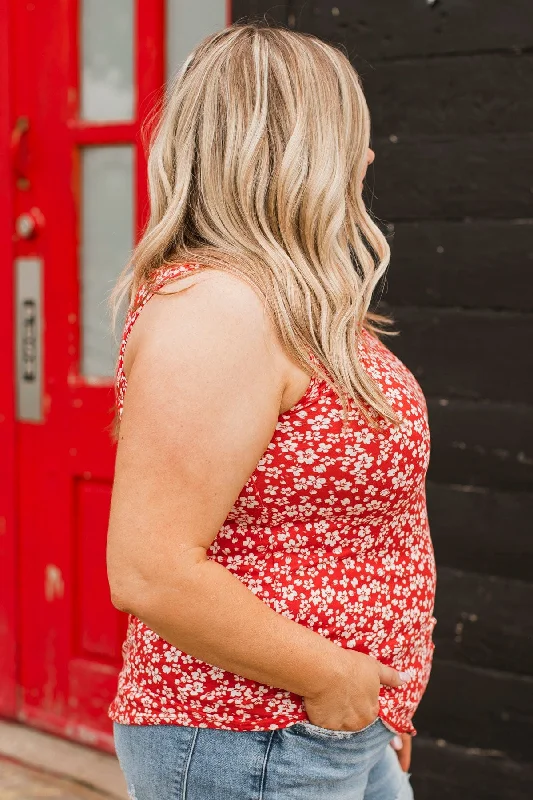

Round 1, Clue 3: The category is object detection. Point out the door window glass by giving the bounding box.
[80,146,133,378]
[166,0,227,80]
[80,0,134,120]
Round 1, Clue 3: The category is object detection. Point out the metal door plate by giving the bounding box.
[15,257,43,422]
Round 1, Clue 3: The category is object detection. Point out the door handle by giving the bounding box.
[11,116,30,190]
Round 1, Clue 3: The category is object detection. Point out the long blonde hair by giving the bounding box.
[109,21,398,438]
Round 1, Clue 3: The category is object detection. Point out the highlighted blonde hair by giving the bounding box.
[110,20,398,436]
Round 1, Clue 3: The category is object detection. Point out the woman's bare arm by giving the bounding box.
[107,271,402,710]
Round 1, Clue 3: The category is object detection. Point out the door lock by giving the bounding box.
[15,207,44,240]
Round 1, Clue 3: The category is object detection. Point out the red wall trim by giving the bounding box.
[0,0,18,719]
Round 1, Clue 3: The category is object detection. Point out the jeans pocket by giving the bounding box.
[294,715,382,740]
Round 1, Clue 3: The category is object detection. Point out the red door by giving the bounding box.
[6,0,229,751]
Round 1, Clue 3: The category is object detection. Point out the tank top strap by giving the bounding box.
[122,261,203,354]
[129,261,204,314]
[115,262,203,414]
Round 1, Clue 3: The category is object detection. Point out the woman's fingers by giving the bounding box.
[395,734,412,772]
[390,733,412,771]
[391,735,403,751]
[378,663,412,688]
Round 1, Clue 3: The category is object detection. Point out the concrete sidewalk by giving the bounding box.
[0,756,114,798]
[0,721,127,800]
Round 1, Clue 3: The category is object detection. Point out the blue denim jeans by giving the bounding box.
[113,717,414,799]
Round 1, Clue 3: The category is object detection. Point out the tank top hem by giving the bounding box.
[108,704,415,736]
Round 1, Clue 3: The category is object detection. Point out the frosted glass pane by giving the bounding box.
[81,0,134,120]
[81,146,133,378]
[166,0,227,80]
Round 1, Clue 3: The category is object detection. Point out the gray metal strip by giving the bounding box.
[15,257,43,422]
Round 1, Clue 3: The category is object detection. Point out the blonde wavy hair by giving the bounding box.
[109,20,398,439]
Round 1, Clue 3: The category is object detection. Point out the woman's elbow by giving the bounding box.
[107,545,206,615]
[108,570,150,616]
[107,537,153,615]
[109,584,133,614]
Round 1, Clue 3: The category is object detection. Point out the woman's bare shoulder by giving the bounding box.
[123,265,285,384]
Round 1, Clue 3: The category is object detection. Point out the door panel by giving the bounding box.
[13,0,230,750]
[75,480,118,660]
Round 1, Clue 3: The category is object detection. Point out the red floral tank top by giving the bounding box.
[108,261,437,736]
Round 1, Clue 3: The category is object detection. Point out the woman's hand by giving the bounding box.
[302,649,410,732]
[391,733,412,772]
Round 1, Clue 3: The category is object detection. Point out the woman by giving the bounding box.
[107,21,436,800]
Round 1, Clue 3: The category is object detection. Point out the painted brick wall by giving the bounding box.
[233,3,533,796]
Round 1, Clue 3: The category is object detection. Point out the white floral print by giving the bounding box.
[109,263,437,735]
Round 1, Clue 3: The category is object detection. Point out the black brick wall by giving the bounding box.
[232,4,533,797]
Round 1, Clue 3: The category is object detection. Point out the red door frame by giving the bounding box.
[0,0,17,720]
